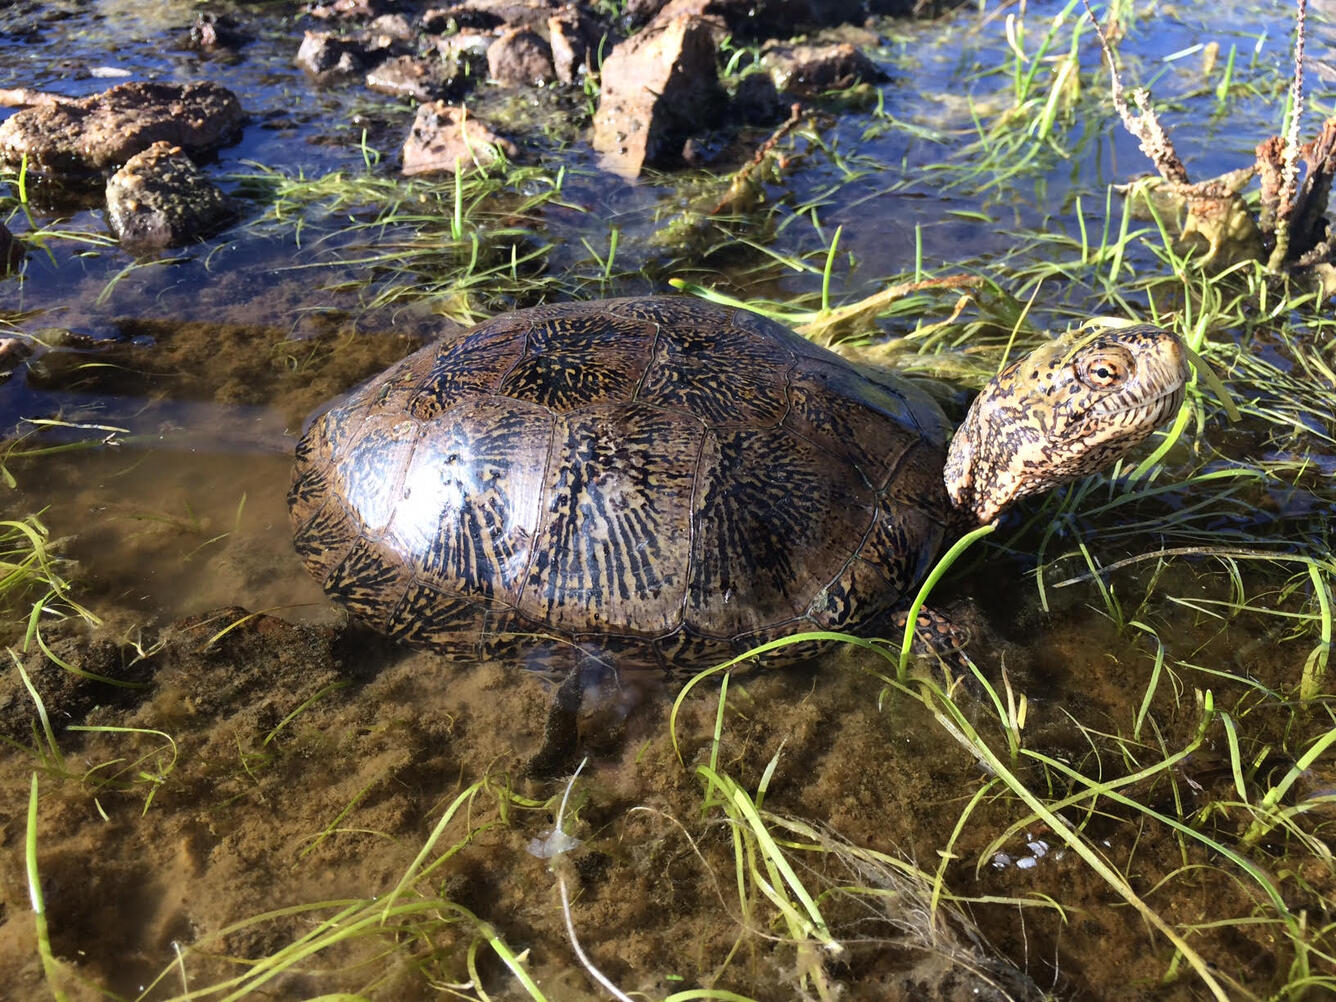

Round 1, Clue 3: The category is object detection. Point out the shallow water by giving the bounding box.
[2,1,1334,1000]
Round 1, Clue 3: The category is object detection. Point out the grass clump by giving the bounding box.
[232,157,575,322]
[0,510,98,650]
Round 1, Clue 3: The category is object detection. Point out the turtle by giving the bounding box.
[288,295,1188,677]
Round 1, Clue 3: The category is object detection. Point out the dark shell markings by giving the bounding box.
[289,295,1188,676]
[289,296,956,675]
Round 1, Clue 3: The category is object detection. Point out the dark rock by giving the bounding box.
[763,41,886,95]
[0,220,24,273]
[624,0,670,25]
[0,81,244,180]
[629,0,943,36]
[548,5,600,84]
[487,27,556,86]
[104,141,233,250]
[729,72,785,124]
[366,53,467,100]
[186,12,248,51]
[309,0,398,20]
[295,30,372,80]
[402,102,518,175]
[592,14,725,178]
[420,0,556,34]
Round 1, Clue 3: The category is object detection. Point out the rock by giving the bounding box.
[420,0,556,34]
[296,30,373,80]
[433,30,494,79]
[624,0,670,24]
[435,30,493,64]
[0,334,33,377]
[548,5,599,84]
[186,12,248,51]
[632,0,877,37]
[401,102,518,175]
[366,54,467,100]
[104,141,233,250]
[487,27,556,86]
[309,0,398,20]
[592,14,724,178]
[729,72,785,124]
[0,81,244,180]
[0,220,24,273]
[368,12,415,39]
[0,87,64,109]
[763,41,885,95]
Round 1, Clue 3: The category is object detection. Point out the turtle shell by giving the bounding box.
[289,296,954,674]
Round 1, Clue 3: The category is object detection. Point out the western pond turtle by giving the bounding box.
[288,296,1188,674]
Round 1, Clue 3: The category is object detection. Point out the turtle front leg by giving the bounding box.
[522,649,629,778]
[524,666,585,778]
[890,606,973,668]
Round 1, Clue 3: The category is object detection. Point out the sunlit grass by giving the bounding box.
[230,158,576,322]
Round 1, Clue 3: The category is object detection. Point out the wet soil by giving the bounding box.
[0,558,1325,1000]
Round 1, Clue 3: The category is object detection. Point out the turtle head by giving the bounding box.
[943,324,1189,525]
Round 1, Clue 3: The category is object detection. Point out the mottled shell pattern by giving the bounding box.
[289,296,955,675]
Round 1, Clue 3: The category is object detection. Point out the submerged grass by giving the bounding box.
[231,157,577,322]
[0,509,99,650]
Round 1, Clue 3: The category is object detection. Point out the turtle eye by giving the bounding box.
[1076,348,1134,390]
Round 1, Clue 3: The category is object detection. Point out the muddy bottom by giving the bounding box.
[0,463,1323,1001]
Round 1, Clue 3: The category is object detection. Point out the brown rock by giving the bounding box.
[640,0,868,37]
[104,141,233,250]
[487,27,556,86]
[368,12,416,39]
[763,41,885,95]
[592,14,724,178]
[366,54,467,100]
[296,30,371,80]
[547,5,599,84]
[0,81,243,180]
[420,0,556,34]
[309,0,397,20]
[402,102,518,175]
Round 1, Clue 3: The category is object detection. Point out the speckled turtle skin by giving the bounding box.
[288,296,958,675]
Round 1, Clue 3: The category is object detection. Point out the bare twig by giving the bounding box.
[1267,0,1308,271]
[710,102,803,216]
[1080,0,1187,182]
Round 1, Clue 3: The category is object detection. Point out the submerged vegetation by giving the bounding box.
[3,0,1335,1000]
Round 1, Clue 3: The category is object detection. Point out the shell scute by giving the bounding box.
[333,416,419,535]
[637,320,791,427]
[687,424,876,638]
[404,328,529,420]
[386,582,491,656]
[785,359,946,491]
[497,313,656,411]
[324,536,413,632]
[387,398,550,603]
[291,495,358,583]
[517,401,702,634]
